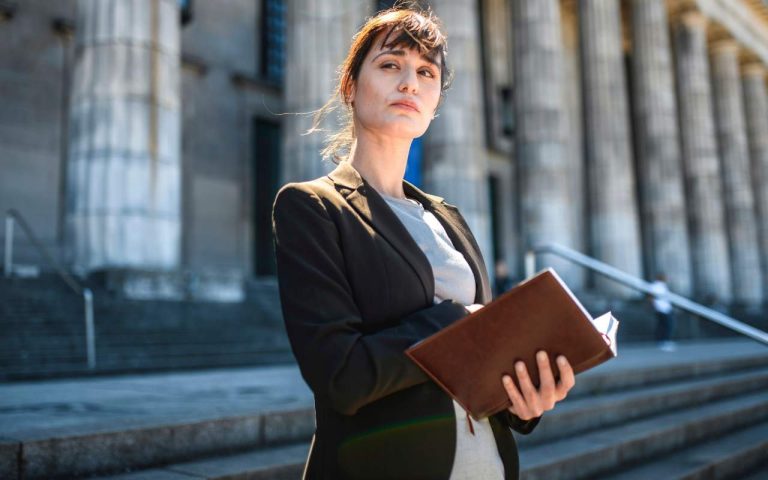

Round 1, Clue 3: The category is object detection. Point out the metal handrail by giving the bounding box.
[525,242,768,347]
[4,209,96,368]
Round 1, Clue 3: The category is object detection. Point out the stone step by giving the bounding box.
[518,390,768,480]
[4,341,768,478]
[88,379,768,480]
[89,442,309,480]
[1,340,289,355]
[568,340,768,398]
[11,362,768,478]
[599,421,768,480]
[13,406,314,479]
[0,351,296,380]
[519,365,768,446]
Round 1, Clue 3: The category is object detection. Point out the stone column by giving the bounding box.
[742,63,768,301]
[630,0,691,295]
[282,1,370,183]
[423,0,492,274]
[509,0,579,286]
[580,0,643,295]
[671,11,732,303]
[562,6,587,291]
[67,0,181,273]
[710,39,764,306]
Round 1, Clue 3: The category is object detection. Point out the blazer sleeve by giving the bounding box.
[498,410,541,435]
[272,184,470,416]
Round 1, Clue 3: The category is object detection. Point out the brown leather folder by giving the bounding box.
[405,268,618,420]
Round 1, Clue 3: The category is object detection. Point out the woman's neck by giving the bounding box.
[347,133,411,198]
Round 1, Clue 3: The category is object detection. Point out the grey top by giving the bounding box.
[379,193,476,306]
[379,192,505,480]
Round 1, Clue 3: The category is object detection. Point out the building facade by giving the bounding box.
[2,0,768,310]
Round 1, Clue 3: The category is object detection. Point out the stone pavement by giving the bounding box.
[1,338,765,444]
[0,364,313,444]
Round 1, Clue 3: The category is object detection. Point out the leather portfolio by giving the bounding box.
[405,268,618,420]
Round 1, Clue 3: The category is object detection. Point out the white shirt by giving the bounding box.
[650,280,673,314]
[380,192,505,480]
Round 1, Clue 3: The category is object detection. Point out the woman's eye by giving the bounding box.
[420,70,435,78]
[382,63,398,69]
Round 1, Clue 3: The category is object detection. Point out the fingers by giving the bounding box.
[555,355,576,400]
[502,352,577,420]
[536,351,556,410]
[502,374,531,419]
[516,360,543,418]
[502,369,539,421]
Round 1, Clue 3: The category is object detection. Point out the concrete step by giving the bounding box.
[1,366,314,479]
[3,341,767,479]
[88,380,768,480]
[568,339,768,398]
[599,421,768,480]
[10,359,767,478]
[89,443,309,480]
[519,366,768,446]
[0,351,296,380]
[518,390,768,480]
[0,274,288,379]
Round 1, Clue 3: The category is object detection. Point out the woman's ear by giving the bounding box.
[347,84,355,105]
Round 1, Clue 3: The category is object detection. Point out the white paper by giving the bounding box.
[591,311,619,356]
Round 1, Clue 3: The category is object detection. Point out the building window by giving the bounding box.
[479,0,513,155]
[179,0,193,26]
[253,118,282,276]
[488,174,503,264]
[261,0,285,84]
[500,86,514,138]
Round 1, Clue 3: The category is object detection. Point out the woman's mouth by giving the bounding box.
[391,103,419,113]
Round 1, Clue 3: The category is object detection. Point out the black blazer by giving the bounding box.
[272,160,539,480]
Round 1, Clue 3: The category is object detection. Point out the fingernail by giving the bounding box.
[503,375,511,384]
[516,362,525,372]
[557,356,566,365]
[537,351,547,361]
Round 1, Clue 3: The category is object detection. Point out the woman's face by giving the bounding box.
[348,30,442,140]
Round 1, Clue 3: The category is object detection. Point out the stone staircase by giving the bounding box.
[0,275,293,380]
[2,339,767,479]
[4,270,764,381]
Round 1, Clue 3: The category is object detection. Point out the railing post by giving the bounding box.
[524,250,536,278]
[84,288,96,369]
[4,214,13,277]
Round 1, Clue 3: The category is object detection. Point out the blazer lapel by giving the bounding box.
[327,161,491,306]
[329,162,435,306]
[407,184,493,306]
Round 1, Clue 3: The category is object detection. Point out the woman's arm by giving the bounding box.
[272,184,469,416]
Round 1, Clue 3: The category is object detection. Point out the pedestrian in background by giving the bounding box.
[649,273,676,351]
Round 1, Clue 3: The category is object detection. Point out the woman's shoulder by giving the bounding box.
[273,174,341,213]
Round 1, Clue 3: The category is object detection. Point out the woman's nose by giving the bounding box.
[398,67,418,94]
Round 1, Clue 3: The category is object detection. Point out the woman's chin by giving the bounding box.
[375,124,429,141]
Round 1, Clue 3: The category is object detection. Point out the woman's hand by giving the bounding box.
[501,351,575,420]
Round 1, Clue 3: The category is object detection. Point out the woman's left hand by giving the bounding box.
[501,350,575,420]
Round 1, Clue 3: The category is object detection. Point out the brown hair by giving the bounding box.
[309,1,454,164]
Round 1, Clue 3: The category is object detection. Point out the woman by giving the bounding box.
[272,5,574,479]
